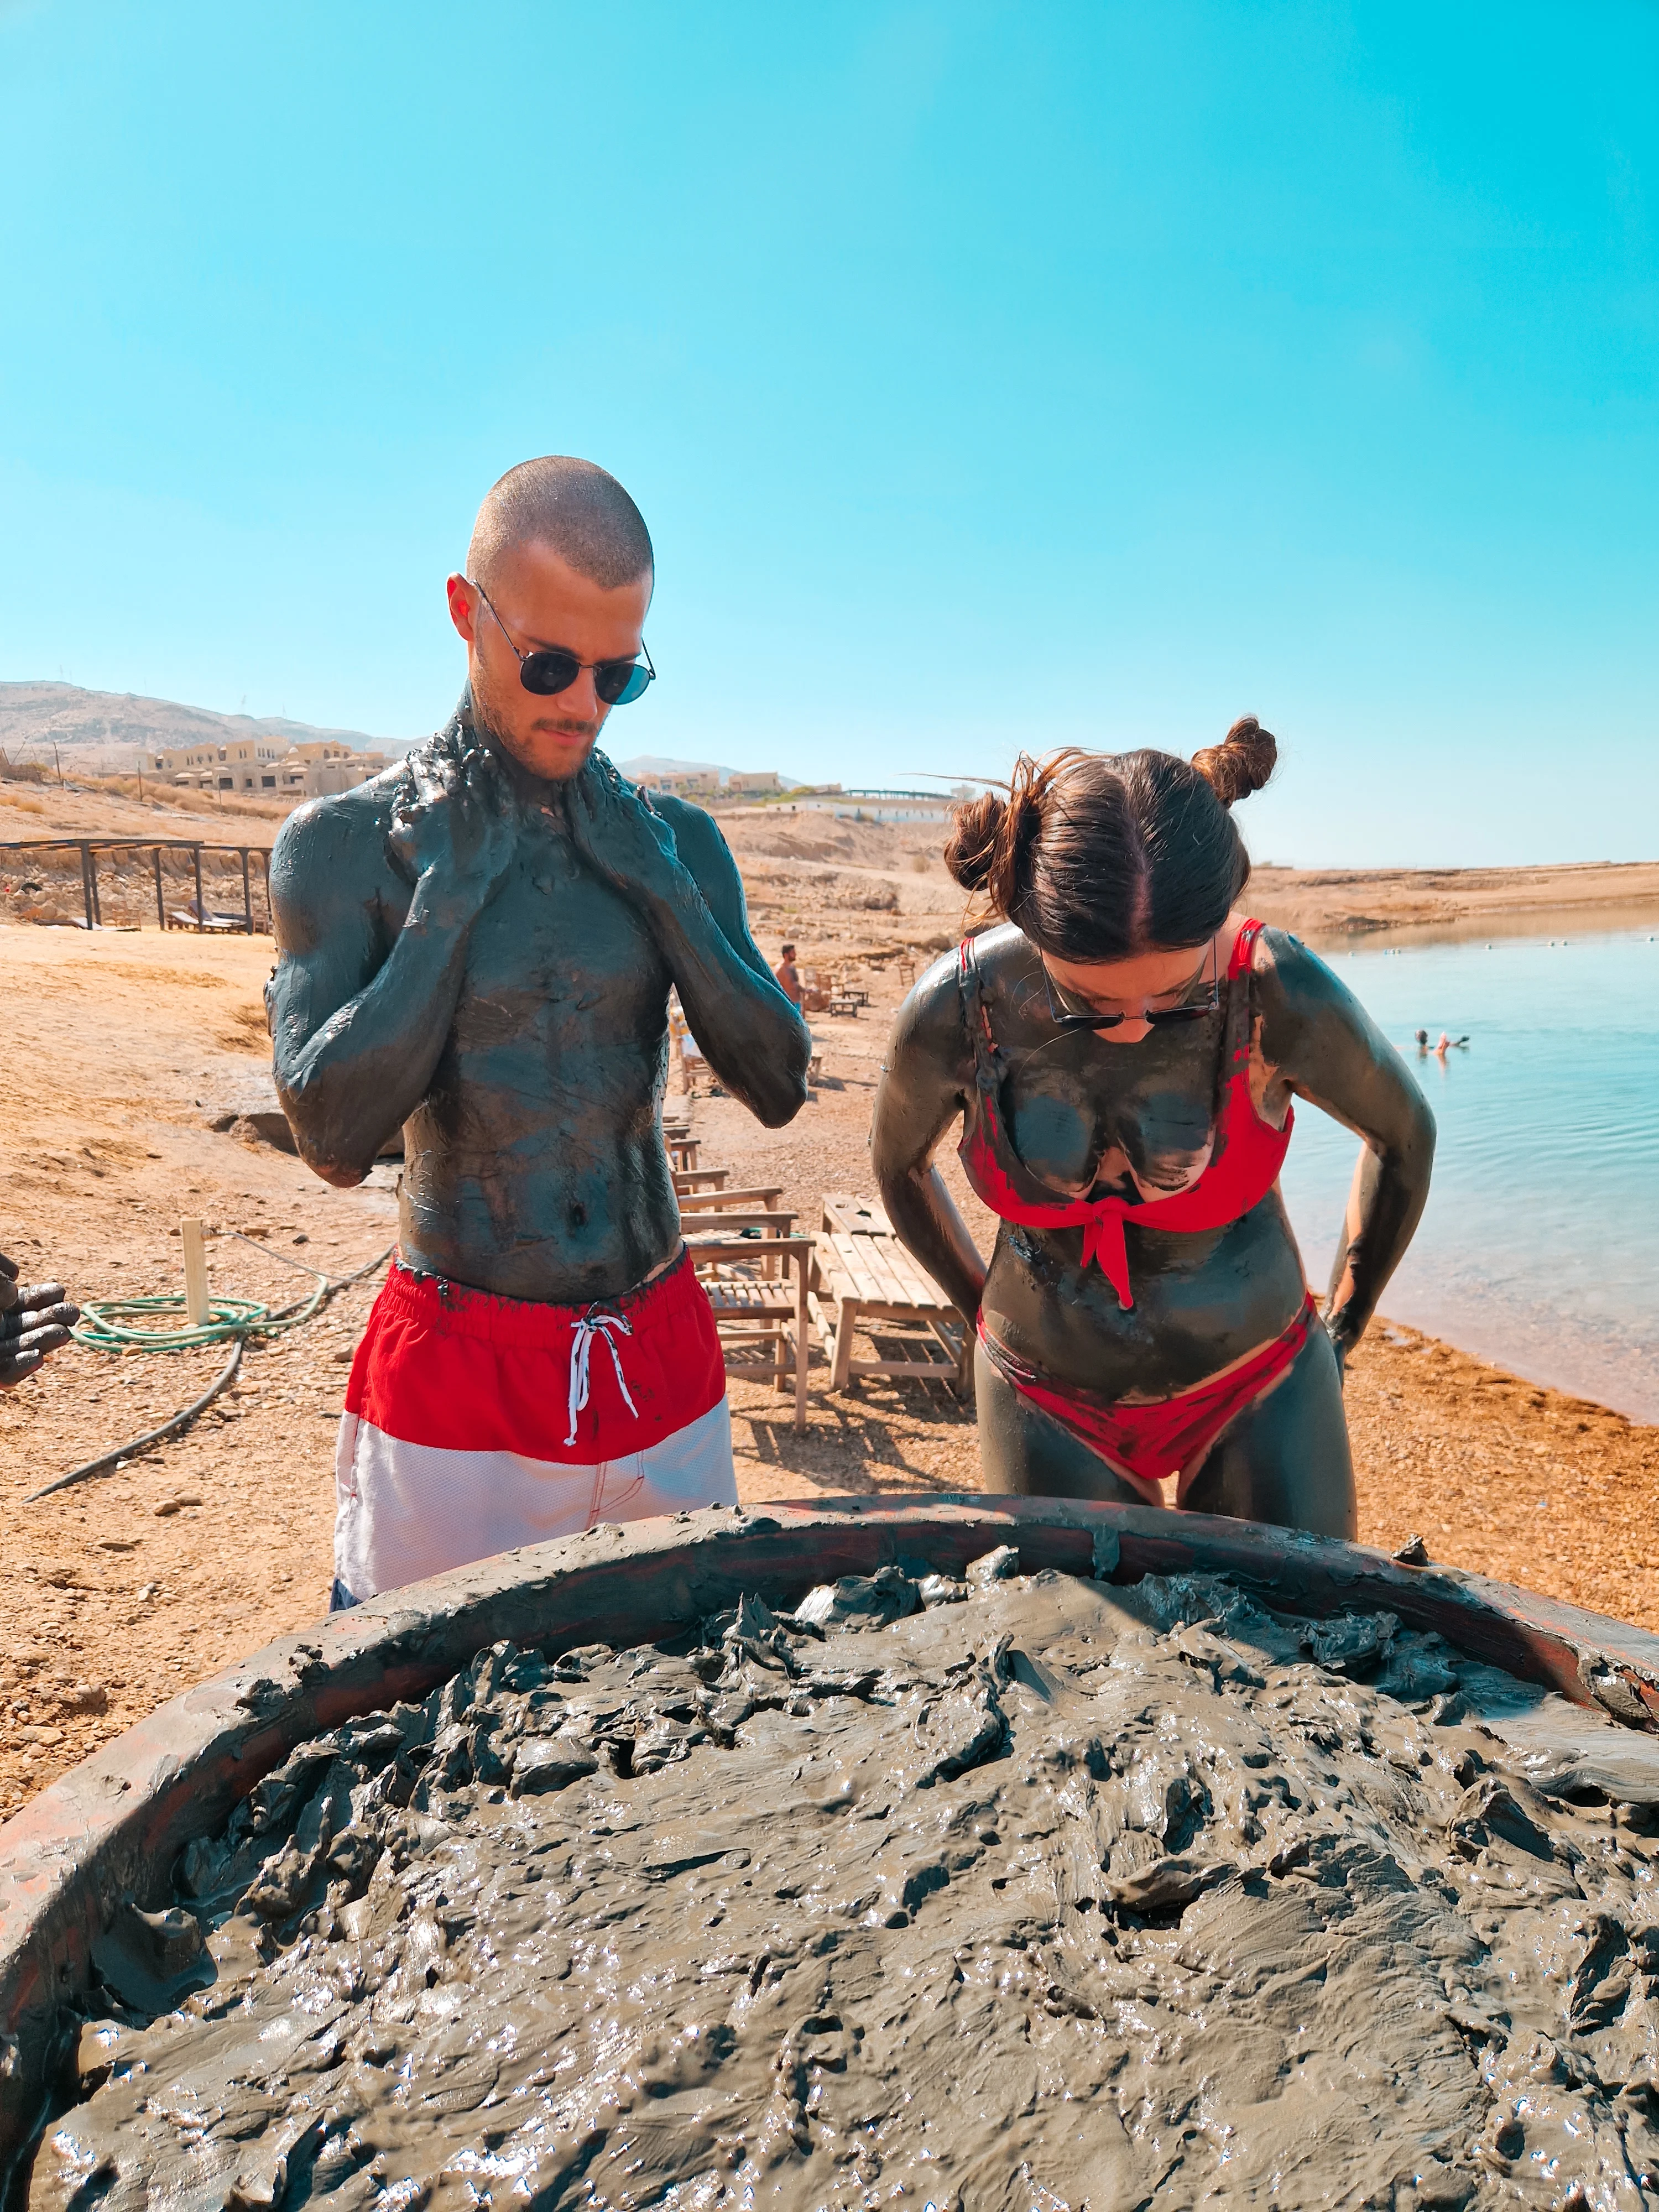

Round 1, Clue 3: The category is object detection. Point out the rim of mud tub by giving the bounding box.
[4,1491,1659,2178]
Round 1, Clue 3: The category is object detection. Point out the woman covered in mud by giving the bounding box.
[873,721,1434,1533]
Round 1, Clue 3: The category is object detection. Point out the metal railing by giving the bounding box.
[0,838,273,933]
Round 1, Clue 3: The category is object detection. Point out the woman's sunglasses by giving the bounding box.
[1041,942,1221,1031]
[471,581,656,706]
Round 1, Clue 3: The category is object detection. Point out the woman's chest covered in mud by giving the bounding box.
[1003,1034,1222,1193]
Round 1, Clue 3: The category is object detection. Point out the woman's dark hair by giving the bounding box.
[942,717,1277,962]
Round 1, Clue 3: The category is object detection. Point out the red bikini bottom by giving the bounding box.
[977,1293,1320,1505]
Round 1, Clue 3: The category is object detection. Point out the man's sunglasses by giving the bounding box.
[471,581,656,706]
[1041,942,1221,1032]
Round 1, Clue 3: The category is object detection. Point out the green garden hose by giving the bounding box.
[70,1286,322,1353]
[27,1238,394,1502]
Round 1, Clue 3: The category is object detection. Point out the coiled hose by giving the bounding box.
[25,1235,395,1503]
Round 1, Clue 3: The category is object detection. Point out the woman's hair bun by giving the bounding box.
[1190,715,1277,808]
[943,756,1053,911]
[942,790,1006,894]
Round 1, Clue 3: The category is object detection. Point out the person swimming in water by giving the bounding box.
[872,720,1435,1537]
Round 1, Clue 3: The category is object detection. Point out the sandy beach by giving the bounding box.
[3,778,1657,1822]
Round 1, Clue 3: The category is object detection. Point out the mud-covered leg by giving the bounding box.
[974,1342,1160,1506]
[1181,1322,1356,1537]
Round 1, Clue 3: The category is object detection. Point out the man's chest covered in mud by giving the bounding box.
[444,847,669,1071]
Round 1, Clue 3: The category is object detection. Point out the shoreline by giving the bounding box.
[1249,860,1659,947]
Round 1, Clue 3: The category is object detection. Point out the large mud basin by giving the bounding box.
[5,1497,1659,2211]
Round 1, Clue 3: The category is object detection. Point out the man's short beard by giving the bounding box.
[469,665,597,773]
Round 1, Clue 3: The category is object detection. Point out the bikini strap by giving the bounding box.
[957,935,1002,1098]
[1227,917,1266,978]
[1220,917,1265,1091]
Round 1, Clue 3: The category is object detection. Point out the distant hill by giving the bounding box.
[0,680,409,768]
[0,687,791,785]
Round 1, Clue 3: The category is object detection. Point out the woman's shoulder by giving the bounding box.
[961,920,1034,982]
[1245,919,1374,1051]
[890,928,1022,1072]
[1245,919,1338,992]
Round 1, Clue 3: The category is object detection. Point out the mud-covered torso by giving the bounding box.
[964,925,1306,1396]
[389,801,681,1302]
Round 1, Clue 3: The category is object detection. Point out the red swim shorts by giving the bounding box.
[334,1248,732,1601]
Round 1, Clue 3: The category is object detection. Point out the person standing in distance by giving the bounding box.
[268,457,811,1608]
[774,942,804,1007]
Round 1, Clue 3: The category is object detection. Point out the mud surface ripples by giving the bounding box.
[28,1557,1659,2211]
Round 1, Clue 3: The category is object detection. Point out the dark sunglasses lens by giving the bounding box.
[595,659,653,707]
[518,650,580,697]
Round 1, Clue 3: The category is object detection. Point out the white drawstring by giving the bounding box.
[566,1307,639,1447]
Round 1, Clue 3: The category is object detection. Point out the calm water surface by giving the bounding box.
[1281,922,1659,1421]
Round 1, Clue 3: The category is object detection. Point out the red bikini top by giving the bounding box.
[957,918,1293,1311]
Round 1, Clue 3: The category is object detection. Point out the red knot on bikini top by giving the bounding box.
[956,917,1294,1311]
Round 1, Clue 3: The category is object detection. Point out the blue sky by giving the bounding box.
[2,2,1654,866]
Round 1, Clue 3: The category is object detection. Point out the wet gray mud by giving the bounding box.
[28,1558,1659,2211]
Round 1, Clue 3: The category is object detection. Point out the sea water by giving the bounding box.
[1282,919,1659,1421]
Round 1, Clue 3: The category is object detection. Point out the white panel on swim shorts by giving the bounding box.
[332,1398,735,1601]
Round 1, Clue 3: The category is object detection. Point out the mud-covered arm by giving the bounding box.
[267,748,517,1187]
[1255,931,1436,1363]
[569,761,809,1128]
[871,961,989,1322]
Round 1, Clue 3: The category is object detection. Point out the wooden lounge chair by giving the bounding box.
[673,1166,731,1194]
[677,1185,785,1216]
[166,899,247,934]
[686,1227,813,1429]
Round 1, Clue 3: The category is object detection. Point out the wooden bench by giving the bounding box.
[811,1225,970,1394]
[666,1134,700,1173]
[822,1191,894,1237]
[686,1230,813,1429]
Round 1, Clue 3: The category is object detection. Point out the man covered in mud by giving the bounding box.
[268,458,811,1608]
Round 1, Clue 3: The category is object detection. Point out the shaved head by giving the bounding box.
[467,456,654,594]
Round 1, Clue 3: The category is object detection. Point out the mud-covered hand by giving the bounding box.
[0,1251,80,1387]
[567,754,685,905]
[388,733,519,913]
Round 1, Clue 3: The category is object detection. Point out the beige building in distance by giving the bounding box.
[154,737,286,791]
[637,766,721,798]
[154,735,388,797]
[632,766,786,802]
